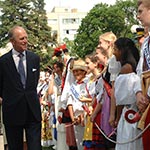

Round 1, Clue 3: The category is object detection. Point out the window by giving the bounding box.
[62,18,80,24]
[48,19,57,25]
[63,29,77,35]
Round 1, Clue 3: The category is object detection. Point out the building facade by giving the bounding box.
[47,7,87,44]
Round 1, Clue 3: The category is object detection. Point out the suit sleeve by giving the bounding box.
[35,55,40,87]
[0,58,3,97]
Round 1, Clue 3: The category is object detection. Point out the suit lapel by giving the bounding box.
[26,51,32,88]
[5,50,22,86]
[6,51,17,72]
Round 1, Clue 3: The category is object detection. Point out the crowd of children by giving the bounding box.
[37,23,150,150]
[36,1,150,149]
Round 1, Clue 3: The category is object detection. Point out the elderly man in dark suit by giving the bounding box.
[0,26,42,150]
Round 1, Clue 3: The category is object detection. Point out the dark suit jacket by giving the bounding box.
[0,50,42,126]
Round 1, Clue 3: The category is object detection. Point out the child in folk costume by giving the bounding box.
[90,47,115,150]
[67,59,88,150]
[97,32,121,129]
[59,44,75,113]
[113,37,143,150]
[52,44,77,150]
[48,61,68,150]
[58,44,77,150]
[40,71,53,147]
[81,53,101,150]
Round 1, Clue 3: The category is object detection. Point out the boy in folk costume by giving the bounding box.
[67,59,88,150]
[136,1,150,150]
[59,44,75,112]
[58,44,77,150]
[48,61,68,150]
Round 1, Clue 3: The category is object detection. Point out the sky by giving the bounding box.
[44,0,116,12]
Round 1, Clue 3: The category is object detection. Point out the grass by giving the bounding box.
[42,145,55,150]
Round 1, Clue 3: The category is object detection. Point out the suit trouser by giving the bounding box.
[5,121,41,150]
[4,103,42,150]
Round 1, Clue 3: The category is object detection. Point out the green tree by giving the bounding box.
[115,0,138,37]
[63,37,77,57]
[73,0,138,58]
[0,0,54,69]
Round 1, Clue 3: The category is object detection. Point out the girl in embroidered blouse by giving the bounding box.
[113,37,143,150]
[81,53,101,150]
[90,47,115,150]
[97,32,121,129]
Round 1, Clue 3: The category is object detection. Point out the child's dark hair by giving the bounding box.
[62,48,68,53]
[55,51,62,57]
[96,46,108,58]
[53,61,64,72]
[114,37,140,72]
[85,52,99,64]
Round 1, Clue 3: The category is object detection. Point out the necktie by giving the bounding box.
[18,53,26,88]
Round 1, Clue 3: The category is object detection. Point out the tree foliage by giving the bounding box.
[0,0,54,70]
[73,0,138,58]
[0,0,139,63]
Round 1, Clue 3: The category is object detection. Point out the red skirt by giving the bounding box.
[143,107,150,150]
[66,123,77,147]
[92,111,105,147]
